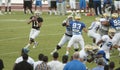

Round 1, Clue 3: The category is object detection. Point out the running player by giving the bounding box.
[25,11,43,48]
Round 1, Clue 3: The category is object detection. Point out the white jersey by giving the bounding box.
[34,61,43,70]
[88,21,101,44]
[100,35,112,59]
[88,21,100,32]
[47,60,63,70]
[15,56,34,65]
[98,24,109,36]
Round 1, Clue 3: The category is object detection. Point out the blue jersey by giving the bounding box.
[109,17,120,32]
[70,21,86,35]
[66,20,73,35]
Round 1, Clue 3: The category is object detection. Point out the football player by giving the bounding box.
[65,15,87,55]
[88,17,101,45]
[97,28,116,60]
[51,15,79,55]
[109,13,120,56]
[25,11,43,48]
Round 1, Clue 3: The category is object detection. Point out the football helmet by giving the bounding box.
[75,15,81,20]
[108,28,116,37]
[111,13,118,19]
[34,10,41,16]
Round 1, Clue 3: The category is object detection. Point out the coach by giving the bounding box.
[93,0,102,16]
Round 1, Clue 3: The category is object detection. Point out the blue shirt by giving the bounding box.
[109,17,120,32]
[70,20,86,35]
[63,60,86,70]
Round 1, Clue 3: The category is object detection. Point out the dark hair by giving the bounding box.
[53,52,59,58]
[38,53,44,61]
[22,53,28,60]
[109,61,115,69]
[42,56,48,62]
[104,65,109,70]
[62,55,68,63]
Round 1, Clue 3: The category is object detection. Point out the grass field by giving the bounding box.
[0,11,120,70]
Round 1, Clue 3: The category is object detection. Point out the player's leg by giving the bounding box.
[73,43,79,51]
[32,30,40,48]
[66,36,75,55]
[78,36,85,51]
[25,29,34,48]
[51,34,69,54]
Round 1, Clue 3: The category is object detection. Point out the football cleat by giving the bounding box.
[33,42,38,48]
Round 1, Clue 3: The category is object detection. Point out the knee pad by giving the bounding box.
[30,38,34,42]
[74,49,79,51]
[56,45,61,50]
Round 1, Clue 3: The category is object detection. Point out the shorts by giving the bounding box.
[24,1,32,9]
[50,1,56,8]
[35,1,42,6]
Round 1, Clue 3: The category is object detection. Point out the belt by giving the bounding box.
[65,33,72,37]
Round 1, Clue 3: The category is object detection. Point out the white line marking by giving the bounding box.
[0,33,63,42]
[0,51,19,55]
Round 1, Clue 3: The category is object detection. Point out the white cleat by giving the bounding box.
[33,42,38,48]
[50,49,57,55]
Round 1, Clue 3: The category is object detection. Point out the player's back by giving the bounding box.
[70,21,86,35]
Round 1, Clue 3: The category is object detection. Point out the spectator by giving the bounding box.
[49,0,57,15]
[63,52,86,70]
[93,0,102,16]
[104,65,109,70]
[13,53,33,70]
[34,0,42,14]
[56,0,64,15]
[23,0,33,14]
[35,56,50,70]
[0,59,4,70]
[60,55,69,70]
[92,58,104,70]
[109,61,115,70]
[114,0,120,14]
[0,0,3,15]
[47,52,62,70]
[79,0,86,13]
[34,53,44,70]
[4,0,11,14]
[13,48,34,68]
[69,0,77,15]
[88,0,94,15]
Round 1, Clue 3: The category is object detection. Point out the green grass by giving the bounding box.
[0,11,120,70]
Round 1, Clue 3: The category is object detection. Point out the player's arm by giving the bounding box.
[83,27,88,33]
[97,40,103,46]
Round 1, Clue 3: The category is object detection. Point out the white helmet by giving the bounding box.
[111,13,118,19]
[108,28,116,37]
[34,10,41,16]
